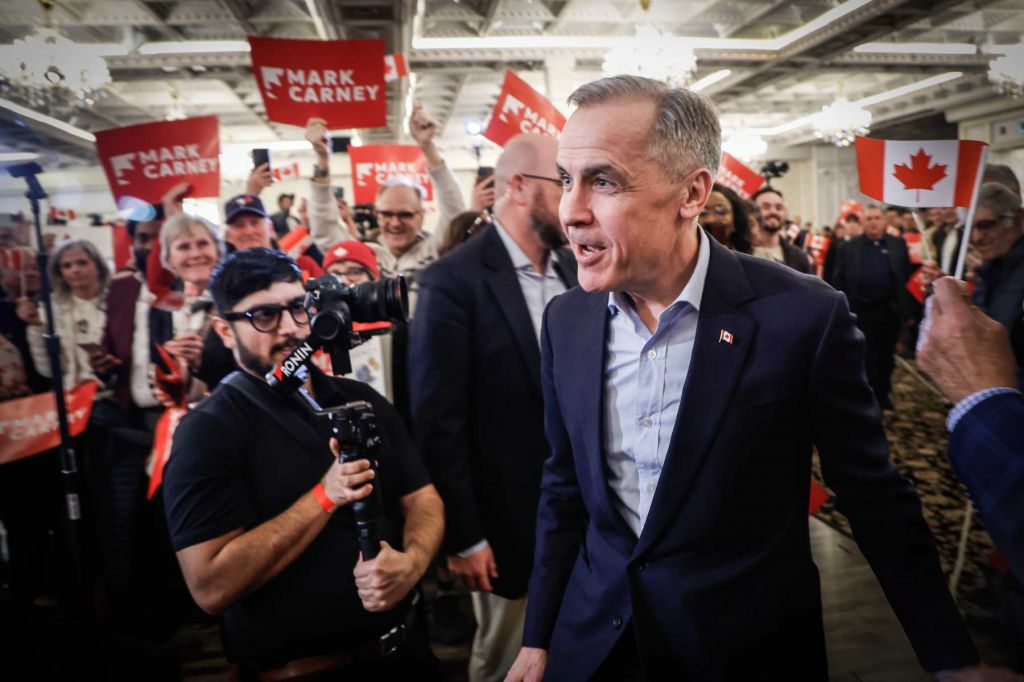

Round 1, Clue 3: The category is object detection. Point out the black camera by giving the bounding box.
[307,273,407,346]
[268,274,407,391]
[318,400,386,560]
[266,275,407,562]
[760,160,789,180]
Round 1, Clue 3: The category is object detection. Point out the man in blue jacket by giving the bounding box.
[505,75,995,681]
[918,276,1023,584]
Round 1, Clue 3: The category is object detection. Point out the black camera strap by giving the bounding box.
[220,370,333,468]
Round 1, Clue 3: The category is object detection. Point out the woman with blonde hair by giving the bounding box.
[18,238,113,389]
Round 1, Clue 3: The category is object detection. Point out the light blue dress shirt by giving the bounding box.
[494,220,567,342]
[603,230,711,537]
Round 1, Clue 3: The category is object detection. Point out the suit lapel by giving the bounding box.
[633,240,757,559]
[569,291,638,547]
[480,226,543,393]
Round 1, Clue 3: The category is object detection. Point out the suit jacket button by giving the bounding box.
[612,617,623,629]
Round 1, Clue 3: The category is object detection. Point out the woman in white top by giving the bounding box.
[18,239,111,390]
[150,214,223,402]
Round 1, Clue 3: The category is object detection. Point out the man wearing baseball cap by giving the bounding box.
[223,193,274,252]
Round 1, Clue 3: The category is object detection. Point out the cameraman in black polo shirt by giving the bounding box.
[163,248,444,679]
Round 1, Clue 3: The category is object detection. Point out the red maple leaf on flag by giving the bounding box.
[892,148,948,202]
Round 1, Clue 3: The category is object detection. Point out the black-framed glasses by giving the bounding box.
[335,266,373,281]
[521,173,562,187]
[221,297,309,333]
[377,210,421,221]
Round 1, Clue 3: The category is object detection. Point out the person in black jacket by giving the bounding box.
[830,204,913,409]
[409,133,576,682]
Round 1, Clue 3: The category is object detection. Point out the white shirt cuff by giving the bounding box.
[456,539,489,558]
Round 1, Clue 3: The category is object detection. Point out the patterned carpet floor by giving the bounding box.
[811,358,996,599]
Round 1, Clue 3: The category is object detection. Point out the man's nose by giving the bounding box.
[278,309,301,336]
[560,186,592,229]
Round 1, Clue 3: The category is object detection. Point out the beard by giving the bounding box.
[529,199,567,251]
[235,336,302,379]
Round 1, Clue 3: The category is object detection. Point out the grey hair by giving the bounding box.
[377,177,426,202]
[160,213,224,270]
[567,74,721,180]
[978,182,1022,219]
[50,238,110,300]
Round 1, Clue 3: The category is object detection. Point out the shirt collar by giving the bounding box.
[493,218,557,275]
[607,227,710,317]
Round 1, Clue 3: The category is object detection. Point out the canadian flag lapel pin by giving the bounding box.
[719,329,734,344]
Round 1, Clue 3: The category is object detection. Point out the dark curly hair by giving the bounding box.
[711,184,754,254]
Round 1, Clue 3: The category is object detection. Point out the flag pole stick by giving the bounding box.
[910,210,934,262]
[948,144,988,598]
[952,146,989,280]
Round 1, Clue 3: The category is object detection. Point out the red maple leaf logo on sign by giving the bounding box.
[892,148,947,202]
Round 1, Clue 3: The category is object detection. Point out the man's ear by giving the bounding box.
[679,168,714,222]
[211,316,236,351]
[507,174,530,207]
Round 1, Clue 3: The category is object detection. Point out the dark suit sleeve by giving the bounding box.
[407,265,484,554]
[809,292,979,671]
[522,302,588,649]
[948,392,1024,584]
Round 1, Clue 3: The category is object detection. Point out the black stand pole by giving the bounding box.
[8,162,89,604]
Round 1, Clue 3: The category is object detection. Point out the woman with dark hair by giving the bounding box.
[698,183,754,254]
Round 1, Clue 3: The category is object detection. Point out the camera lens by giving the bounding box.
[348,275,408,323]
[311,310,346,340]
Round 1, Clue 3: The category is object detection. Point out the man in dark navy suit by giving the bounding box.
[505,75,992,681]
[829,204,914,409]
[410,134,577,681]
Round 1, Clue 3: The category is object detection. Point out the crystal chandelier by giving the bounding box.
[988,45,1024,98]
[722,129,767,162]
[602,3,697,88]
[812,97,871,147]
[0,1,111,117]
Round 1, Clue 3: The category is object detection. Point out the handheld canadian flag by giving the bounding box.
[855,136,988,209]
[383,53,409,82]
[272,162,301,182]
[49,207,76,222]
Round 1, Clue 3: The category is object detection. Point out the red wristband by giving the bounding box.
[312,482,336,513]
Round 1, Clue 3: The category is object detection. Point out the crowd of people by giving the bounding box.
[1,74,1022,680]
